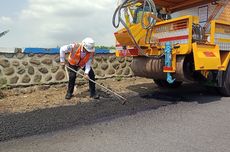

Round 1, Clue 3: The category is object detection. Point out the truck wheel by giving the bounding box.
[218,64,230,96]
[154,79,183,88]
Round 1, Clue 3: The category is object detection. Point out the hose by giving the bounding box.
[141,0,157,29]
[113,0,137,28]
[113,0,157,29]
[112,0,157,57]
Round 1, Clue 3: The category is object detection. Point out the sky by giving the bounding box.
[0,0,118,48]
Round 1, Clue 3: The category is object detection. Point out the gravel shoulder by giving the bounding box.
[0,77,153,114]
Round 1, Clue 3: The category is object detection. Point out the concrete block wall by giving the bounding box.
[0,49,133,88]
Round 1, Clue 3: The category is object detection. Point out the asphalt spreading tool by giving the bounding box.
[65,65,127,104]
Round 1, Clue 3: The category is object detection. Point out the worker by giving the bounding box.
[60,37,99,100]
[157,7,171,20]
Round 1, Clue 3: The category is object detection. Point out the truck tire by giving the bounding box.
[218,63,230,96]
[154,79,183,88]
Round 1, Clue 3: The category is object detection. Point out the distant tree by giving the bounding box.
[0,30,10,38]
[95,45,115,50]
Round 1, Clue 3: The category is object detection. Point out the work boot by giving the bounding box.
[90,94,100,99]
[65,93,73,100]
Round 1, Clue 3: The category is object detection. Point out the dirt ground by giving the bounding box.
[0,77,153,114]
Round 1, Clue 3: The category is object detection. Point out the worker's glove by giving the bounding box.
[60,62,66,70]
[83,74,89,80]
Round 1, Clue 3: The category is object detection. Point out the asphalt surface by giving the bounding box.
[0,82,230,152]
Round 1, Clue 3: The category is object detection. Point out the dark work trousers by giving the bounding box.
[67,63,96,96]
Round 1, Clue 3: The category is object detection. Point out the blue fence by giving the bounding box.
[23,48,115,54]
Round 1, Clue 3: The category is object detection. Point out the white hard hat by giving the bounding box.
[82,37,95,52]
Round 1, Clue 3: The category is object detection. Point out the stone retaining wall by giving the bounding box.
[0,51,133,88]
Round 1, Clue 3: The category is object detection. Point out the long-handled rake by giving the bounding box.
[65,65,127,104]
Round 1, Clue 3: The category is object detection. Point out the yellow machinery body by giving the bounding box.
[115,15,230,71]
[113,0,230,96]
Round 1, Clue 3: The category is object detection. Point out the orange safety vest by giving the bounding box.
[68,45,94,67]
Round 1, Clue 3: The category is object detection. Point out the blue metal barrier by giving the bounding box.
[23,48,115,54]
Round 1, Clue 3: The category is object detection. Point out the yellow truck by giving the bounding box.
[113,0,230,96]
